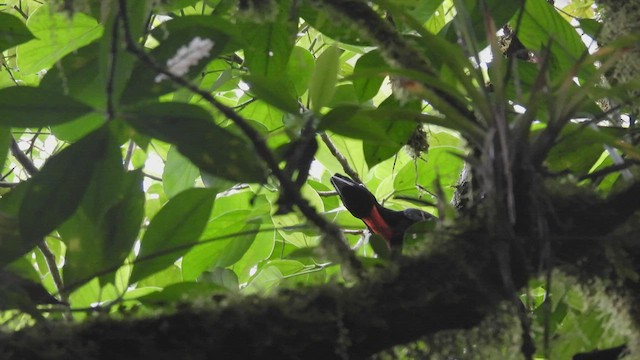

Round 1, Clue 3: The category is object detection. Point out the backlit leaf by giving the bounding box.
[129,188,216,283]
[124,102,266,183]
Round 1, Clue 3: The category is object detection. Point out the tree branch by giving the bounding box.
[320,132,362,183]
[0,241,506,359]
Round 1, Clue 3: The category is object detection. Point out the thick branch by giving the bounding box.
[2,194,640,359]
[0,240,504,359]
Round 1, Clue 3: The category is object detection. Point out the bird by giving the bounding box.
[330,173,434,253]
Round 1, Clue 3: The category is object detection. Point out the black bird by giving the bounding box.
[330,173,434,252]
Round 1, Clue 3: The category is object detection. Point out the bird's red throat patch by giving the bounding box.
[362,206,394,242]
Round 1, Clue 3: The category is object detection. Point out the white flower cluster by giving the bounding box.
[154,37,215,83]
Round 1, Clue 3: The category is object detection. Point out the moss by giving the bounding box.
[597,0,640,117]
[237,0,279,23]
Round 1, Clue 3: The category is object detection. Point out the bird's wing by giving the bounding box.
[402,208,435,222]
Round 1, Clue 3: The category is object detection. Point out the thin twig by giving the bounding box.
[123,140,136,169]
[143,171,162,181]
[10,138,39,175]
[116,0,361,275]
[0,181,18,188]
[105,14,120,122]
[317,190,338,197]
[578,160,640,182]
[320,132,362,183]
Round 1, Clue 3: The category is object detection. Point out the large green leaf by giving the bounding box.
[320,103,428,147]
[163,146,200,198]
[516,0,591,78]
[240,20,294,78]
[60,161,144,288]
[0,13,35,52]
[0,182,34,267]
[286,46,315,96]
[123,102,266,183]
[363,97,422,167]
[181,210,258,280]
[393,133,464,202]
[243,74,299,114]
[40,43,102,108]
[309,45,341,111]
[353,50,387,102]
[231,223,276,284]
[0,87,94,127]
[16,5,103,75]
[129,188,217,284]
[18,127,110,242]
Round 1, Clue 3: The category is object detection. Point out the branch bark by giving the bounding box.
[2,208,639,359]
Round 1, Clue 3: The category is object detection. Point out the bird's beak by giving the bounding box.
[330,174,359,195]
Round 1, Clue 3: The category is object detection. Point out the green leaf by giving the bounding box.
[163,146,200,198]
[353,50,387,101]
[136,265,183,289]
[199,267,239,291]
[16,5,103,75]
[320,104,419,147]
[286,46,315,96]
[393,136,464,201]
[243,265,283,294]
[363,97,422,167]
[0,180,38,267]
[120,22,230,104]
[0,13,35,52]
[40,43,103,108]
[61,169,145,288]
[455,0,520,46]
[19,127,110,241]
[327,84,359,108]
[243,74,299,114]
[0,211,22,268]
[0,87,94,127]
[578,19,602,39]
[123,102,266,183]
[516,0,591,77]
[232,224,276,283]
[129,188,217,284]
[543,125,607,175]
[309,45,341,111]
[240,21,294,78]
[0,127,11,172]
[181,210,257,280]
[51,113,106,143]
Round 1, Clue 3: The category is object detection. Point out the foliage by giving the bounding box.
[0,0,639,358]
